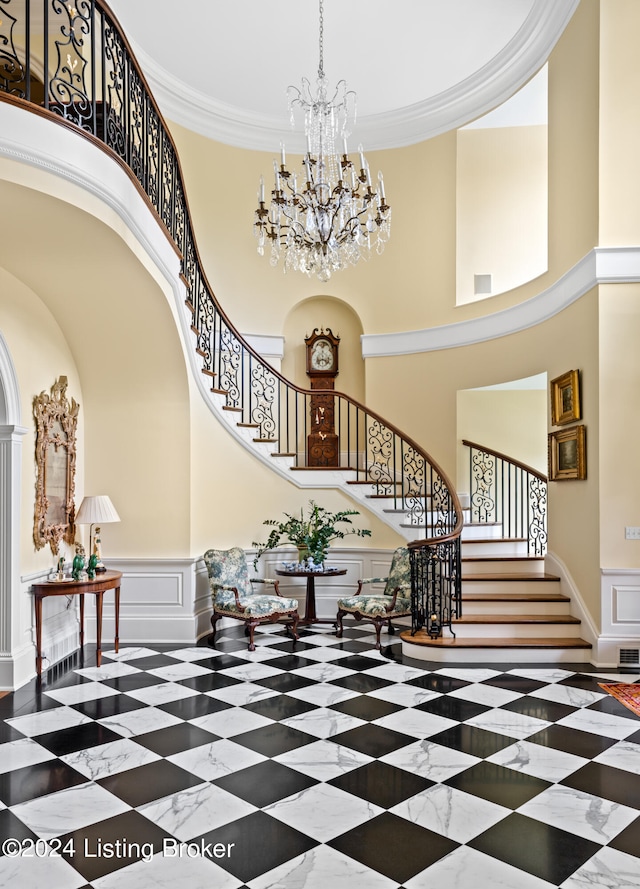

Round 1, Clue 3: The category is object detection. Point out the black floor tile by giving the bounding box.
[330,694,402,721]
[243,693,317,720]
[231,723,316,757]
[0,808,38,850]
[214,759,318,807]
[406,674,470,694]
[481,673,546,693]
[500,694,577,722]
[429,724,514,758]
[134,722,220,756]
[99,673,168,692]
[184,653,248,671]
[58,810,171,881]
[157,694,231,720]
[254,672,315,693]
[526,723,618,758]
[265,654,317,671]
[0,692,62,719]
[560,760,640,808]
[608,814,640,859]
[0,759,88,806]
[178,672,243,693]
[32,721,125,756]
[626,726,640,744]
[116,655,180,671]
[587,695,640,720]
[197,810,318,883]
[97,759,203,807]
[331,723,415,758]
[416,695,489,722]
[332,654,384,672]
[329,760,433,808]
[445,760,550,808]
[69,694,146,720]
[558,674,609,693]
[0,722,23,743]
[469,812,600,885]
[329,811,458,883]
[329,673,392,694]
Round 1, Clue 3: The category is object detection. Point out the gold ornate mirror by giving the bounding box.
[33,376,79,554]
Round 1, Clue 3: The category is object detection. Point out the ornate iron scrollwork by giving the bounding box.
[0,0,27,97]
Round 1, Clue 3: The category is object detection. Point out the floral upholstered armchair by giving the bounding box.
[203,547,300,651]
[335,546,412,649]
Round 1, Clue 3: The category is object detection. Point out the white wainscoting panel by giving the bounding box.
[599,569,640,667]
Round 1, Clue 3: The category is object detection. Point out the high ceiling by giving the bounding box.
[107,0,579,151]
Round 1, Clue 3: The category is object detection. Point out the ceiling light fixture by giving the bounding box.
[253,0,391,283]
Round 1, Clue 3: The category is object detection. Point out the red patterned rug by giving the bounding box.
[598,683,640,718]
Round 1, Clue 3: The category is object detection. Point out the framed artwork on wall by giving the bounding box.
[548,425,586,481]
[550,369,581,426]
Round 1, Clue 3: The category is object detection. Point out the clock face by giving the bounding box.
[311,339,334,371]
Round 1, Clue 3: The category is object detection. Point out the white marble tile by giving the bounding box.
[405,845,557,889]
[292,646,356,663]
[0,850,88,889]
[530,683,606,708]
[487,739,588,781]
[189,706,273,738]
[226,644,284,661]
[12,782,130,839]
[60,737,161,779]
[560,846,640,889]
[217,662,284,681]
[168,737,266,780]
[249,844,397,889]
[517,785,639,844]
[98,706,183,738]
[298,632,342,646]
[447,683,522,707]
[368,684,441,707]
[206,681,279,706]
[162,646,218,661]
[464,708,551,740]
[0,737,56,774]
[74,661,141,680]
[43,682,120,705]
[274,738,373,780]
[92,851,236,889]
[435,667,502,682]
[363,663,430,683]
[373,708,457,739]
[391,784,510,842]
[281,707,365,738]
[507,667,574,683]
[286,682,358,707]
[380,739,480,782]
[146,662,215,682]
[556,708,640,740]
[138,781,256,840]
[291,662,355,682]
[6,706,91,738]
[122,682,200,705]
[593,739,640,774]
[101,647,159,661]
[265,783,383,841]
[583,671,640,684]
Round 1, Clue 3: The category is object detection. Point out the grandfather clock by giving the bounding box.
[305,327,340,466]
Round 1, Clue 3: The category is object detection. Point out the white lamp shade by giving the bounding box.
[76,495,121,525]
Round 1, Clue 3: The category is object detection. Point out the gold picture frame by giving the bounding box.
[33,376,79,554]
[550,369,581,426]
[548,425,586,481]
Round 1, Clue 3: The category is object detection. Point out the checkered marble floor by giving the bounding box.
[1,623,640,889]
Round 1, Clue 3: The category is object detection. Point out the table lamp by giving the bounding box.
[75,495,121,573]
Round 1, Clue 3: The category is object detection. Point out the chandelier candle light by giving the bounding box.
[254,0,391,282]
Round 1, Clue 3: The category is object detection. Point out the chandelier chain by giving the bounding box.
[318,0,324,79]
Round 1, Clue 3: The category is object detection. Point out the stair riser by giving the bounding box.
[401,644,592,664]
[461,523,504,540]
[450,623,582,639]
[463,580,559,595]
[462,560,545,576]
[461,541,529,557]
[460,600,572,616]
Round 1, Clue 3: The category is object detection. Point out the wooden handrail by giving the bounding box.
[462,439,548,482]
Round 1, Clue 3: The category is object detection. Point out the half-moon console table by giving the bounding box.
[31,569,122,676]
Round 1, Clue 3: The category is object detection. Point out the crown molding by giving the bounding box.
[361,248,640,357]
[134,0,579,151]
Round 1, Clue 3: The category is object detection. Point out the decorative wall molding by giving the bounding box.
[599,568,640,668]
[132,0,578,151]
[361,247,640,357]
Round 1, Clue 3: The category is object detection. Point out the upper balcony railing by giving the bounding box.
[0,0,463,636]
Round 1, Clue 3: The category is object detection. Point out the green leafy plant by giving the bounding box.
[253,500,371,568]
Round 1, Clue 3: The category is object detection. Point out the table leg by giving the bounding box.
[95,591,103,667]
[79,594,85,650]
[114,585,120,653]
[35,594,43,677]
[303,575,317,624]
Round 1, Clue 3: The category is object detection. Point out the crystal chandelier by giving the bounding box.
[253,0,391,283]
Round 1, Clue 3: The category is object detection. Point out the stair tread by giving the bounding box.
[464,572,560,582]
[401,631,592,649]
[453,614,580,624]
[462,537,527,544]
[462,556,544,562]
